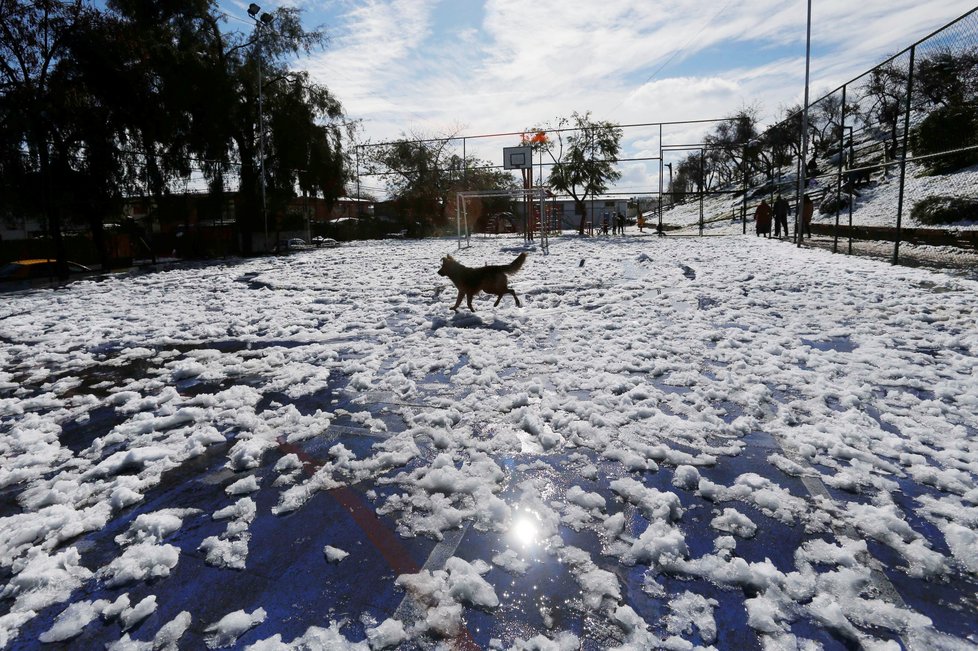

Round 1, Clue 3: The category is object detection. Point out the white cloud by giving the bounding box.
[304,0,438,122]
[294,0,976,187]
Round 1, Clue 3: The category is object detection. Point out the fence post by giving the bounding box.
[848,129,854,255]
[658,123,663,236]
[893,45,916,265]
[700,149,706,237]
[834,85,846,254]
[741,144,748,235]
[796,0,812,248]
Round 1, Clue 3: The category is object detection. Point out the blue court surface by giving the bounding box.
[1,237,977,649]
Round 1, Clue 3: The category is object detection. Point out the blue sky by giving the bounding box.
[215,1,974,123]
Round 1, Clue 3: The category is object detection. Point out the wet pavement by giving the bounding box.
[2,241,978,650]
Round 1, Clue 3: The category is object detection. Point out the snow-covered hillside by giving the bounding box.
[661,162,978,234]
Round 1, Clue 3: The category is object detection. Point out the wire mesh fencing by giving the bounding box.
[740,7,978,270]
[355,9,978,270]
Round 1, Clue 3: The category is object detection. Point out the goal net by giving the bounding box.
[454,187,551,254]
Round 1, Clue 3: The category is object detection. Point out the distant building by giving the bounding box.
[0,192,376,263]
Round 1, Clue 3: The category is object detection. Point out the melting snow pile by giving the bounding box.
[1,234,977,649]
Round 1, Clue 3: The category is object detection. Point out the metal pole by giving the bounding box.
[658,123,663,234]
[537,149,542,242]
[663,162,672,234]
[834,86,846,254]
[796,0,812,247]
[456,193,462,250]
[847,128,854,255]
[893,45,916,266]
[539,150,547,252]
[741,144,748,235]
[700,149,706,236]
[589,130,594,236]
[257,25,268,252]
[356,145,361,220]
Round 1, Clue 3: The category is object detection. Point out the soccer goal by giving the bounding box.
[454,145,552,253]
[455,187,550,254]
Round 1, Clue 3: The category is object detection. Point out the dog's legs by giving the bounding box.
[452,289,464,311]
[492,290,521,307]
[466,292,476,311]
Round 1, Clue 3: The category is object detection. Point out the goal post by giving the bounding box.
[455,187,549,253]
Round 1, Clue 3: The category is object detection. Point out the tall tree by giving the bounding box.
[910,46,978,173]
[759,105,803,184]
[531,112,622,235]
[703,107,760,188]
[0,0,88,277]
[2,0,350,265]
[808,93,852,159]
[222,7,348,252]
[914,46,978,109]
[366,131,520,234]
[859,61,908,160]
[367,131,459,231]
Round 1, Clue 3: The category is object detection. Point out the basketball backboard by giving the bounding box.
[503,146,533,170]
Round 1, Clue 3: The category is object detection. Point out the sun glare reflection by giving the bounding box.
[510,513,540,547]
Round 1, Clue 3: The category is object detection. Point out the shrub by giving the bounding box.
[911,103,978,174]
[910,195,978,225]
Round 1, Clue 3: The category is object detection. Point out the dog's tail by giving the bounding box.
[504,252,528,275]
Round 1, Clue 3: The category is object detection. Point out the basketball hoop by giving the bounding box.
[503,146,533,170]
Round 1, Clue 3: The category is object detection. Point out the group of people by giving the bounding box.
[754,194,813,239]
[601,211,627,235]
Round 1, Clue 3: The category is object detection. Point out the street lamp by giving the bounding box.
[247,4,274,252]
[796,0,812,246]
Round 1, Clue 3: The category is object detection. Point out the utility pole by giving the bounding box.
[796,0,812,246]
[248,4,274,252]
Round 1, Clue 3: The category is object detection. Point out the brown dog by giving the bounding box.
[437,252,527,311]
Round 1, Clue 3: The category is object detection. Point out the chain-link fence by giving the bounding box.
[356,9,978,266]
[354,117,779,245]
[740,7,978,270]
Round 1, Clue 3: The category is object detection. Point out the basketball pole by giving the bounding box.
[456,193,462,250]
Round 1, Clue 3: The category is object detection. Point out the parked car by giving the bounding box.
[275,238,310,253]
[311,236,339,248]
[0,259,92,282]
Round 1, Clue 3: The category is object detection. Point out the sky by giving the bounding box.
[213,1,977,133]
[208,0,978,197]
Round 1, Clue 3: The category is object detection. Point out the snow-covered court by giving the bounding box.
[2,234,977,650]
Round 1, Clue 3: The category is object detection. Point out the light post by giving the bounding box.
[796,0,812,245]
[247,3,273,252]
